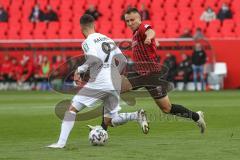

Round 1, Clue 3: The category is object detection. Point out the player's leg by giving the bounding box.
[192,65,198,91]
[103,110,149,134]
[47,94,89,148]
[47,104,79,148]
[147,87,206,133]
[199,65,205,91]
[121,75,133,93]
[101,76,135,131]
[155,96,206,133]
[103,92,149,134]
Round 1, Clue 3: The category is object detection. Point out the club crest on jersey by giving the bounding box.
[83,43,89,52]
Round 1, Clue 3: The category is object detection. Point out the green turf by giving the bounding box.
[0,90,240,160]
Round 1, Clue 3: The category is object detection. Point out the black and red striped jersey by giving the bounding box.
[131,22,160,75]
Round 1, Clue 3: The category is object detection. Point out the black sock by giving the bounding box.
[170,104,199,122]
[101,121,108,131]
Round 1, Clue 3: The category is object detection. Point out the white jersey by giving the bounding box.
[80,33,124,91]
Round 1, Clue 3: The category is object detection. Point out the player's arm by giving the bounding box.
[144,29,155,45]
[74,41,99,85]
[114,47,128,75]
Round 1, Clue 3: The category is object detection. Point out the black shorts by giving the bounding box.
[127,72,168,99]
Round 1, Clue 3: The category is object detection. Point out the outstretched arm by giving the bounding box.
[144,29,155,45]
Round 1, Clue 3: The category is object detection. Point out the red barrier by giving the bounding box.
[209,40,240,89]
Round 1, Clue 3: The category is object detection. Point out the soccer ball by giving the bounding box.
[88,125,108,146]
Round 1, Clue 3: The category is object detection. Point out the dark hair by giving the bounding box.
[80,14,95,25]
[124,7,140,15]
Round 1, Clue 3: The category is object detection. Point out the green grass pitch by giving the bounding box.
[0,90,240,160]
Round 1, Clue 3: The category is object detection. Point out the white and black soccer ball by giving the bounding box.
[88,125,108,146]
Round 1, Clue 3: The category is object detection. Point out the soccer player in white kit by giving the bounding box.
[47,14,149,149]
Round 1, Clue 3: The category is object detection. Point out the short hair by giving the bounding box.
[80,14,95,26]
[124,7,140,15]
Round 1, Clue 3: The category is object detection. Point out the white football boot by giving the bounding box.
[46,143,65,149]
[137,109,149,134]
[196,111,206,134]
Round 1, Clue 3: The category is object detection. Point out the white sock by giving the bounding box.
[111,112,138,127]
[57,111,76,145]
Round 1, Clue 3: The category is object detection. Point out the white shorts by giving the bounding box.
[71,87,121,118]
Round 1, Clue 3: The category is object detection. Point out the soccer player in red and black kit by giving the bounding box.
[123,8,206,133]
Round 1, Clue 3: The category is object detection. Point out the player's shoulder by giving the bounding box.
[82,39,91,53]
[139,22,152,31]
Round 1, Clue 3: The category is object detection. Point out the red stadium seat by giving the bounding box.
[157,31,167,38]
[194,20,207,31]
[177,0,191,8]
[235,25,240,37]
[164,0,177,8]
[49,0,61,8]
[154,25,166,38]
[23,0,35,6]
[98,22,112,35]
[178,10,192,21]
[33,22,47,39]
[22,2,35,17]
[112,21,125,31]
[205,20,221,38]
[0,23,8,39]
[20,22,34,39]
[207,29,222,38]
[179,20,193,33]
[152,11,165,22]
[191,0,204,9]
[61,0,73,8]
[8,25,21,39]
[165,29,179,38]
[72,28,84,39]
[36,0,49,9]
[165,22,179,38]
[112,29,126,39]
[98,5,110,14]
[59,22,72,38]
[125,28,133,38]
[138,0,151,8]
[2,0,240,39]
[124,0,138,8]
[150,0,164,11]
[59,28,72,39]
[218,0,232,8]
[164,12,178,23]
[222,19,235,29]
[0,0,11,8]
[203,0,218,9]
[85,0,99,6]
[46,22,60,39]
[233,14,240,23]
[221,20,236,37]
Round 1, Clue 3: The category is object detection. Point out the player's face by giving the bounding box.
[125,12,141,31]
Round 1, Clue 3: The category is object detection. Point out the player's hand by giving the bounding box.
[74,70,82,86]
[144,37,152,45]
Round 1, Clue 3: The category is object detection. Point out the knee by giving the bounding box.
[68,105,78,113]
[161,105,172,113]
